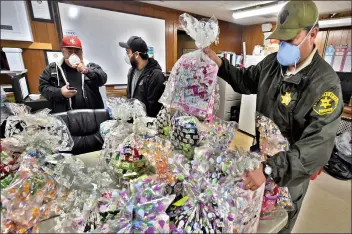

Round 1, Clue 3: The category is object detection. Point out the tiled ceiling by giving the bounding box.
[141,1,351,25]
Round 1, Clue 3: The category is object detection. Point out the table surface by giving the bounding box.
[39,151,288,233]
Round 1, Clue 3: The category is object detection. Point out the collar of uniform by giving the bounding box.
[286,46,318,76]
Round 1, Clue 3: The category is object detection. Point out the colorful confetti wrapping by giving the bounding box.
[225,181,265,233]
[91,176,175,233]
[192,147,265,233]
[200,116,238,151]
[256,112,294,217]
[159,14,220,119]
[1,157,57,234]
[167,146,264,234]
[256,113,289,156]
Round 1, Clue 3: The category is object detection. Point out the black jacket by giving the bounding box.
[218,51,343,187]
[39,58,107,113]
[127,58,165,117]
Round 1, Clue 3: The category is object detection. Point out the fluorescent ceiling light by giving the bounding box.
[68,6,80,19]
[319,17,352,28]
[232,2,286,19]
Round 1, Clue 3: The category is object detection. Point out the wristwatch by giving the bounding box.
[262,162,272,179]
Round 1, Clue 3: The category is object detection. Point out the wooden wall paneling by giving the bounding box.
[211,21,242,54]
[47,23,60,50]
[22,50,46,94]
[242,24,264,55]
[0,41,52,50]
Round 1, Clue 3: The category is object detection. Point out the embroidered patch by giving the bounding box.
[313,92,339,115]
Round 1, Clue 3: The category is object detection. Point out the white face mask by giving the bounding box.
[68,53,81,67]
[124,54,131,65]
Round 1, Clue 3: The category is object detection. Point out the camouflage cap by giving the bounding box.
[268,1,319,41]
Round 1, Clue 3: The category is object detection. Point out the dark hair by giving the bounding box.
[304,23,319,32]
[139,52,149,60]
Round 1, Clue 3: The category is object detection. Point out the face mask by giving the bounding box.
[125,53,138,68]
[277,20,318,66]
[68,53,81,67]
[124,54,131,65]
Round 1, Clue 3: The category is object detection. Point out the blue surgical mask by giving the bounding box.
[277,20,318,66]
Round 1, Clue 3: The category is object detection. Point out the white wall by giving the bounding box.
[58,3,166,85]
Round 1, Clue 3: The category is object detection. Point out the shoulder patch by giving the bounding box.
[313,92,339,115]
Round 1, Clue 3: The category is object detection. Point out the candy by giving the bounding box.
[90,176,175,233]
[1,157,57,233]
[256,112,294,216]
[159,14,220,119]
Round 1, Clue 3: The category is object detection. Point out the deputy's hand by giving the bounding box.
[203,47,222,67]
[243,164,266,191]
[61,83,77,98]
[76,62,87,73]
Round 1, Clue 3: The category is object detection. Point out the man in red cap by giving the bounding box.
[39,35,107,113]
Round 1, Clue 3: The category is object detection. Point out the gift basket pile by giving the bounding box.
[0,104,75,233]
[0,13,293,234]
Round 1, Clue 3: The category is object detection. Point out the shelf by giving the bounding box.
[1,41,52,50]
[0,69,27,76]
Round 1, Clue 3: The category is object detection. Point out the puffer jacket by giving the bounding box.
[39,57,107,113]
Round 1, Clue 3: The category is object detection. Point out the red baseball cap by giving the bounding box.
[62,36,82,49]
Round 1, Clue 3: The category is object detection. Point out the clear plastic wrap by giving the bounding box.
[256,112,294,216]
[3,105,73,153]
[100,98,152,168]
[170,115,201,156]
[256,113,289,156]
[40,154,116,233]
[179,13,219,49]
[1,157,57,233]
[91,176,175,233]
[200,116,238,151]
[108,97,146,121]
[335,131,352,159]
[106,134,155,188]
[100,120,119,140]
[155,107,173,137]
[159,13,220,118]
[167,146,264,233]
[0,144,21,179]
[1,88,11,125]
[139,136,175,185]
[166,154,229,233]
